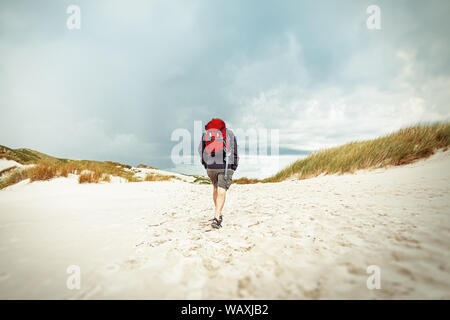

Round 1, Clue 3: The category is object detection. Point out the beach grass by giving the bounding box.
[0,158,140,189]
[0,168,30,189]
[144,173,174,181]
[191,176,212,185]
[263,122,450,183]
[232,177,260,184]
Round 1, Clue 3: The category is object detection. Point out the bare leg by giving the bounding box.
[214,187,226,219]
[213,186,218,207]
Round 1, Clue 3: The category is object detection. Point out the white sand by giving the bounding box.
[0,158,22,172]
[0,151,449,299]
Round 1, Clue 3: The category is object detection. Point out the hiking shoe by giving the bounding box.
[211,217,222,229]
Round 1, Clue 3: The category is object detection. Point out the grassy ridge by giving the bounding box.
[0,159,176,189]
[0,161,136,189]
[233,122,450,184]
[0,145,62,164]
[0,147,162,189]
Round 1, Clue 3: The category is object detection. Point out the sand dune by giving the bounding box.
[0,151,449,299]
[0,159,22,172]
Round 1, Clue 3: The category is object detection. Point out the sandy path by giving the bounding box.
[0,151,449,299]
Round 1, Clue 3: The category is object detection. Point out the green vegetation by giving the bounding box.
[0,168,29,189]
[265,122,450,182]
[192,175,212,185]
[78,168,112,184]
[231,122,450,184]
[232,177,260,184]
[2,122,449,189]
[0,147,147,189]
[137,164,157,169]
[0,145,62,164]
[144,173,175,181]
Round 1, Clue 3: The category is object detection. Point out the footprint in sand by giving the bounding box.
[120,258,145,271]
[101,263,121,276]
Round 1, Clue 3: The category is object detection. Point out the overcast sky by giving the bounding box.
[1,0,449,176]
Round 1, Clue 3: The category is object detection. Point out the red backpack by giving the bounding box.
[203,119,230,155]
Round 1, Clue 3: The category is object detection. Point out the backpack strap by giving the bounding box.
[224,128,231,179]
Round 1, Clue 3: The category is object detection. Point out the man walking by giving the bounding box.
[198,118,239,229]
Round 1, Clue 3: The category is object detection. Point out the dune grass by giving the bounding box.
[0,146,160,188]
[0,166,18,177]
[28,162,58,182]
[78,169,111,184]
[192,175,212,185]
[0,169,30,189]
[137,164,157,169]
[144,173,175,181]
[264,122,450,183]
[69,160,137,182]
[0,160,139,189]
[0,145,65,164]
[232,177,260,184]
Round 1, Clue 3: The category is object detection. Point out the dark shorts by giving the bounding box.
[206,169,234,190]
